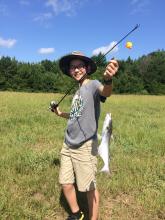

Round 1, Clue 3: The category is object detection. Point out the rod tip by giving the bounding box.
[135,24,140,28]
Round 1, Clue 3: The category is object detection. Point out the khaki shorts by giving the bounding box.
[59,139,98,192]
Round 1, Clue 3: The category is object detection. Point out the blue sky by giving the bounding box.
[0,0,164,63]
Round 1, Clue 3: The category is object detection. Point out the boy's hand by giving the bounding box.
[103,59,119,80]
[53,106,62,116]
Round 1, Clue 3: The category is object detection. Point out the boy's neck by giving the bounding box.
[79,75,90,86]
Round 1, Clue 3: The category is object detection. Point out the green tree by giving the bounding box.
[0,56,18,90]
[0,50,164,94]
[91,53,107,67]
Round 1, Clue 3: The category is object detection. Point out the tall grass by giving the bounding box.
[0,92,164,220]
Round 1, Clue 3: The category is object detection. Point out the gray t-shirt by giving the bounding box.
[64,80,102,147]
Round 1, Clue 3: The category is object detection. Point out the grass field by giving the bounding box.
[0,92,165,220]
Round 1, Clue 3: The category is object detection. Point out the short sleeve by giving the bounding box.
[92,80,102,93]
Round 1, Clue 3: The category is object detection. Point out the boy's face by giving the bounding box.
[69,59,87,81]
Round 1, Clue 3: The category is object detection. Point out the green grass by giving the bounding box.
[0,92,164,220]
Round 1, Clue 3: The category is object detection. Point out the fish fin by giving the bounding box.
[100,165,110,173]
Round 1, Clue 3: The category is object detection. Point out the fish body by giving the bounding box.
[98,113,112,173]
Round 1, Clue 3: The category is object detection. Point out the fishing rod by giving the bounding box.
[50,24,140,110]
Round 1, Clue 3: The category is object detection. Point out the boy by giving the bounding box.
[53,51,118,220]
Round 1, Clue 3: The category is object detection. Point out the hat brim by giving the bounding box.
[59,54,97,76]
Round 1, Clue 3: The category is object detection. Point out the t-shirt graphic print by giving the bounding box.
[70,94,84,120]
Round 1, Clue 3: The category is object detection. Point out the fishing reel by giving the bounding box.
[49,100,58,112]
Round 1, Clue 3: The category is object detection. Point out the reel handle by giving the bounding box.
[49,101,59,112]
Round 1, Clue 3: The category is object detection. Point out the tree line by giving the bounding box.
[0,50,165,94]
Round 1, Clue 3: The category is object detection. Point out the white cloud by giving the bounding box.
[33,12,53,22]
[130,0,150,14]
[19,0,30,6]
[131,0,140,5]
[92,41,119,56]
[46,0,71,15]
[45,0,85,16]
[0,37,17,48]
[0,3,8,16]
[33,0,88,26]
[38,48,55,54]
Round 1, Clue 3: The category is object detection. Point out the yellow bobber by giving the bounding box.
[126,41,133,49]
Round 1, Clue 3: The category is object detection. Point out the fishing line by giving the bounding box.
[50,24,140,110]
